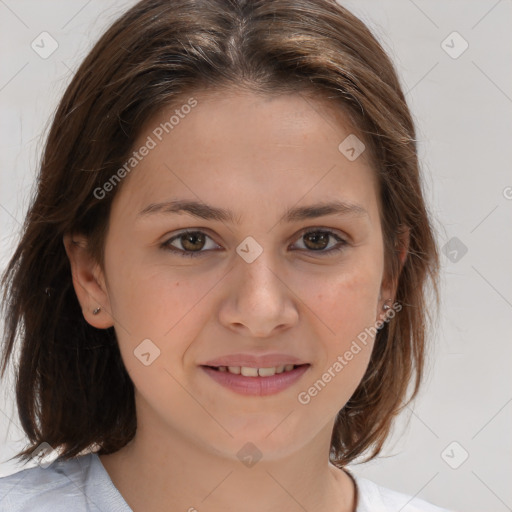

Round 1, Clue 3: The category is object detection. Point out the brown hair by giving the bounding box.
[1,0,439,467]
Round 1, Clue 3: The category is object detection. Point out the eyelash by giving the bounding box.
[160,228,348,258]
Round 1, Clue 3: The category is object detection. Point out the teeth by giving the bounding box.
[258,367,276,377]
[241,366,259,377]
[216,365,299,376]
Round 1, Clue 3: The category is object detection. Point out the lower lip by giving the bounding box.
[201,365,310,396]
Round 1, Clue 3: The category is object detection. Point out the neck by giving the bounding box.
[99,409,355,512]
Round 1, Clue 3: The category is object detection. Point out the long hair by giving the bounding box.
[1,0,439,466]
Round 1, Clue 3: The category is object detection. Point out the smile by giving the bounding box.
[201,364,311,396]
[211,364,298,376]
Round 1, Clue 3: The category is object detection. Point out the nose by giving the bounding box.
[218,249,299,338]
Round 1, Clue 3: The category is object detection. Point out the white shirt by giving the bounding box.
[0,452,452,511]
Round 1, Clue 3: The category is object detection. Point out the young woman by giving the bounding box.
[0,0,447,510]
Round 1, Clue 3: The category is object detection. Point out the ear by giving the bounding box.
[63,233,114,329]
[376,226,410,321]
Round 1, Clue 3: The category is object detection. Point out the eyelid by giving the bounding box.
[294,225,347,241]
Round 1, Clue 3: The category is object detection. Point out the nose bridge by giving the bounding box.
[223,238,297,336]
[235,239,282,302]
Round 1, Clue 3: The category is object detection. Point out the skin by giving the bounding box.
[64,89,407,512]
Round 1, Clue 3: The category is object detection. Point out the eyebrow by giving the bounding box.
[137,199,368,224]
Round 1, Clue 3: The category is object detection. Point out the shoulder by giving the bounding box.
[0,452,130,512]
[354,475,453,512]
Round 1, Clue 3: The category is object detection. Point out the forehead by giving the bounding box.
[112,89,380,223]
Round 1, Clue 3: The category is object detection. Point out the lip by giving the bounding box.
[201,364,311,396]
[200,353,308,367]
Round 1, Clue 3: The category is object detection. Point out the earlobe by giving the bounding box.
[62,234,114,329]
[376,225,410,321]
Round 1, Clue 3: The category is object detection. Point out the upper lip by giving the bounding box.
[201,353,309,368]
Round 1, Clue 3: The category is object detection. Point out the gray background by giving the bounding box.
[1,1,511,511]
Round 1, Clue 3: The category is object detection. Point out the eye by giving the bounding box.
[291,228,348,255]
[161,230,220,257]
[161,228,348,258]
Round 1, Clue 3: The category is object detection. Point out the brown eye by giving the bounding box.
[303,231,330,251]
[292,229,347,255]
[161,228,347,258]
[162,230,219,258]
[180,232,206,251]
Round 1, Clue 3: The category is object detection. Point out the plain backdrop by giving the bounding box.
[1,1,511,511]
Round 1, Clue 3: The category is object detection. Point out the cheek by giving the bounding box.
[103,250,226,378]
[297,262,382,345]
[105,247,217,336]
[291,262,382,410]
[105,267,211,415]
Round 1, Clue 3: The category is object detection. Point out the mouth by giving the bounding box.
[200,363,311,396]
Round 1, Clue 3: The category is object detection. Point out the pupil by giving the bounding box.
[305,232,328,250]
[182,232,205,251]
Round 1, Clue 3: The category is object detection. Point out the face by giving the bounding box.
[69,89,396,462]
